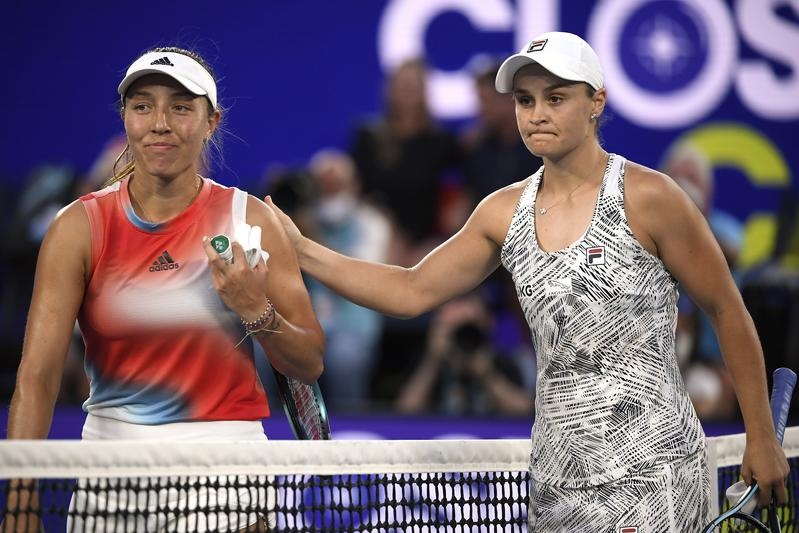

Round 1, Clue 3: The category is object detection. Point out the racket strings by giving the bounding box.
[705,513,776,532]
[709,499,785,533]
[288,379,324,440]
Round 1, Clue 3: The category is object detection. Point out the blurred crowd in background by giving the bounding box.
[1,56,797,422]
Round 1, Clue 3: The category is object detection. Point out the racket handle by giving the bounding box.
[771,367,797,445]
[704,368,795,531]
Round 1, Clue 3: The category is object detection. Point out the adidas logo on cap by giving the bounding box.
[150,56,175,67]
[149,250,180,272]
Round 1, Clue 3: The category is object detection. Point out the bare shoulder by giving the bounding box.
[48,199,91,239]
[623,160,702,251]
[39,199,92,277]
[622,160,697,223]
[485,178,529,207]
[623,161,683,207]
[245,193,281,229]
[244,193,293,252]
[470,178,529,244]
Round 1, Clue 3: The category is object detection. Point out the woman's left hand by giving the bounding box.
[741,436,790,507]
[202,236,271,321]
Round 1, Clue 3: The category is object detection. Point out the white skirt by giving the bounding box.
[80,413,268,442]
[529,449,711,533]
[68,414,274,532]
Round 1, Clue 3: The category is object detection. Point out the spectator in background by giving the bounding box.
[661,141,742,421]
[350,57,462,264]
[304,149,392,412]
[395,291,534,417]
[349,58,463,403]
[662,142,743,270]
[75,134,129,196]
[257,165,317,240]
[459,56,544,368]
[461,55,544,206]
[1,165,83,403]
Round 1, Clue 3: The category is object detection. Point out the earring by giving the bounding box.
[590,113,598,121]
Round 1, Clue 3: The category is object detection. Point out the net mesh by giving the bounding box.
[0,428,796,532]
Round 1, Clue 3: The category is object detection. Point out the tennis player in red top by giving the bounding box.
[4,46,324,532]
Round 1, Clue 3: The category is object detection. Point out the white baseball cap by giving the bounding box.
[117,51,218,109]
[495,32,604,93]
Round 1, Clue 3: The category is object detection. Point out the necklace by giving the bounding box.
[538,179,586,215]
[538,154,610,215]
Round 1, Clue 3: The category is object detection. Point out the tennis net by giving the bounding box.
[0,428,796,532]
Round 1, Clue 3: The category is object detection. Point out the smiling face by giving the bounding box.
[122,74,219,180]
[511,63,605,160]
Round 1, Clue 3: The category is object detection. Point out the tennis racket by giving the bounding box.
[701,367,797,532]
[272,370,331,440]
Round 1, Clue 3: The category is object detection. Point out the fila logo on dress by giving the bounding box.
[586,245,605,266]
[149,250,180,272]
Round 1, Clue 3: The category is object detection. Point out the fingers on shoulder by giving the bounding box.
[244,194,295,261]
[245,194,283,232]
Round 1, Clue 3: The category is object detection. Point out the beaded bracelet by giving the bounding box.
[241,299,279,335]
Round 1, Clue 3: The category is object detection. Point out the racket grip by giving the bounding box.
[771,367,797,445]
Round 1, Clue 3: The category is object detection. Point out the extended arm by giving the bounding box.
[265,187,521,318]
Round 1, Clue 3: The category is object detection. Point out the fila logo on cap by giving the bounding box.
[527,39,548,53]
[586,246,605,266]
[150,56,175,67]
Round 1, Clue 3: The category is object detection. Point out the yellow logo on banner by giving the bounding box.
[669,123,791,269]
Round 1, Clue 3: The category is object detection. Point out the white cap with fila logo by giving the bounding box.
[117,51,218,110]
[495,31,604,93]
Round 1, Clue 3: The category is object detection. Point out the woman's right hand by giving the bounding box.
[264,196,303,250]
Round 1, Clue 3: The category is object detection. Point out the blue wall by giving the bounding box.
[2,1,796,233]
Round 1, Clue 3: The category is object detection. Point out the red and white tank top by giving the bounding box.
[78,176,269,425]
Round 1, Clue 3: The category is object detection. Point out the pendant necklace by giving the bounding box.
[538,177,587,215]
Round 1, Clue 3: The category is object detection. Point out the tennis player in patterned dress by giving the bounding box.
[5,47,324,532]
[267,32,789,531]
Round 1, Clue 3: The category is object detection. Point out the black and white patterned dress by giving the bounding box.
[501,154,710,531]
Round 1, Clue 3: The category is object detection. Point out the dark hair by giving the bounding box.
[107,46,224,187]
